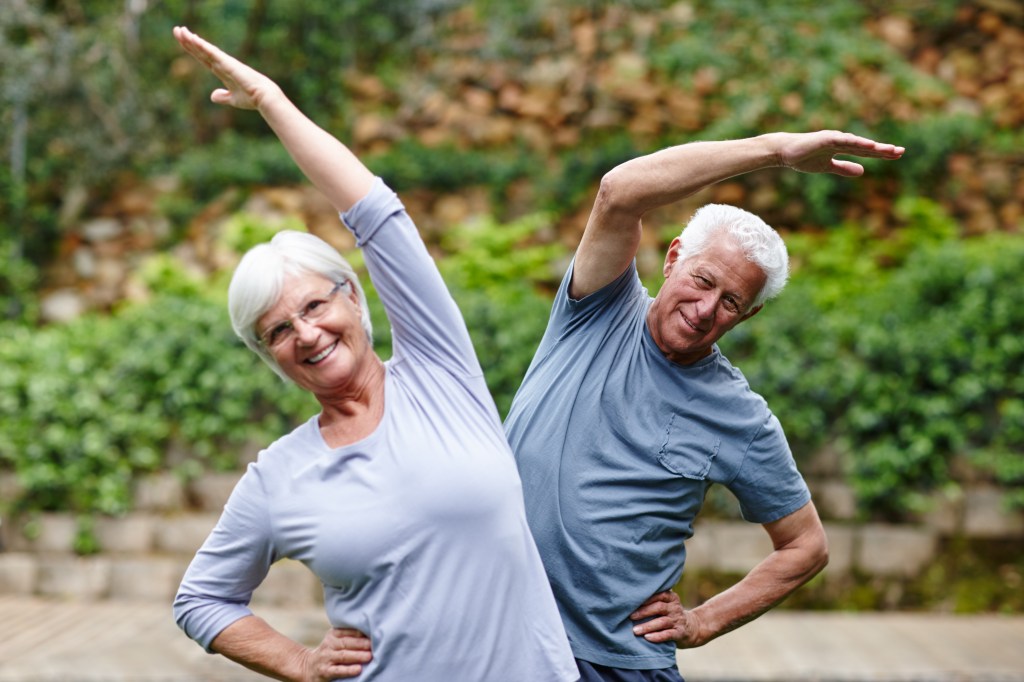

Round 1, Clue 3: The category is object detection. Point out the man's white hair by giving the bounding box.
[677,203,789,309]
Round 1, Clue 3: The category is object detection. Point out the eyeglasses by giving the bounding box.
[258,281,348,350]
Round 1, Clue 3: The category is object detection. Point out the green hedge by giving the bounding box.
[722,204,1024,520]
[0,295,318,518]
[3,200,1021,525]
[0,212,560,521]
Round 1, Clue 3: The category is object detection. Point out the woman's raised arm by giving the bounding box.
[173,26,374,212]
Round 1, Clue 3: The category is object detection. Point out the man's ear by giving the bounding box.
[740,304,763,323]
[663,237,683,278]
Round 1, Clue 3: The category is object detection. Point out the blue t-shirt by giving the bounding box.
[174,179,578,682]
[505,260,811,670]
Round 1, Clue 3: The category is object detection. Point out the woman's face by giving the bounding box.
[257,273,375,398]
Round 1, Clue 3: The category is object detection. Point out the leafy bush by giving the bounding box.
[723,207,1024,520]
[0,295,317,518]
[0,233,39,324]
[438,212,567,415]
[0,205,566,520]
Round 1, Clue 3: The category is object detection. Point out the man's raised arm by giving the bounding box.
[571,131,904,299]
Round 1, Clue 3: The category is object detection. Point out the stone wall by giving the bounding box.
[1,471,1022,605]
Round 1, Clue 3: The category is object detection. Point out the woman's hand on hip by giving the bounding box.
[300,627,372,681]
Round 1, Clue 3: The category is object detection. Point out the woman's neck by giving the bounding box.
[315,358,386,448]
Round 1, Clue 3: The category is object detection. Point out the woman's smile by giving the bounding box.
[307,340,338,364]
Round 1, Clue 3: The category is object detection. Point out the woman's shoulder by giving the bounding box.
[249,414,324,471]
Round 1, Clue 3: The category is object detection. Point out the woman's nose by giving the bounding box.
[292,316,320,344]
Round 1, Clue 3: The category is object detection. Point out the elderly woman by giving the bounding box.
[170,27,578,682]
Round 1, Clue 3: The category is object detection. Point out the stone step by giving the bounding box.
[0,552,323,606]
[1,512,223,556]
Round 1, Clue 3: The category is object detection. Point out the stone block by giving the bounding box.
[804,444,845,477]
[821,523,855,575]
[855,524,938,577]
[133,473,187,513]
[5,514,77,553]
[963,485,1024,538]
[0,553,38,595]
[695,521,773,574]
[108,557,189,602]
[36,556,111,600]
[921,490,963,536]
[0,473,23,505]
[94,515,157,554]
[187,473,242,512]
[154,514,220,555]
[251,559,322,608]
[683,527,715,570]
[809,479,859,521]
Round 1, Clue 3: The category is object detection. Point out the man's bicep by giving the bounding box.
[763,501,825,551]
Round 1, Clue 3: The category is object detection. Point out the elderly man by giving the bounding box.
[504,131,904,682]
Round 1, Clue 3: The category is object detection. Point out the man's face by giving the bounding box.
[646,235,766,365]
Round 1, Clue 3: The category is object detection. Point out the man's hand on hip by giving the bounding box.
[630,590,704,648]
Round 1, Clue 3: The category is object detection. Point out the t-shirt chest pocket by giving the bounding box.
[657,413,721,480]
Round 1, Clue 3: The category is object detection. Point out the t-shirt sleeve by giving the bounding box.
[729,411,812,524]
[546,256,643,339]
[340,178,480,376]
[172,464,276,652]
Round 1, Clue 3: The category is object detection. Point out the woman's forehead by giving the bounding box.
[265,274,332,313]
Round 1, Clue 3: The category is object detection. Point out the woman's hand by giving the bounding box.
[770,130,905,177]
[173,26,283,111]
[298,627,373,681]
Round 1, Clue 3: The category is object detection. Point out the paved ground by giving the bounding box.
[1,596,1022,681]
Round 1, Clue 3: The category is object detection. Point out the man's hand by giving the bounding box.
[770,130,904,177]
[630,590,705,649]
[173,26,283,111]
[298,627,373,681]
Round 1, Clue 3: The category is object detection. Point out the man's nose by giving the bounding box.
[694,295,717,320]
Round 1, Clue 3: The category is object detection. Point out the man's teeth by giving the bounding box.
[309,342,337,363]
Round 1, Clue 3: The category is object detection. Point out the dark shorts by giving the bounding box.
[576,659,686,682]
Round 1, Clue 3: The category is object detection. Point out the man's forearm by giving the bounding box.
[689,537,828,645]
[603,134,782,218]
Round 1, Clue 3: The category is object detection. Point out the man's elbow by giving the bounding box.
[806,527,830,578]
[594,166,642,216]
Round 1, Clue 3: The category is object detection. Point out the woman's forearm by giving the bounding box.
[211,615,310,682]
[256,90,375,214]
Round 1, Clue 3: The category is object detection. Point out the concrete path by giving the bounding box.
[0,596,1022,681]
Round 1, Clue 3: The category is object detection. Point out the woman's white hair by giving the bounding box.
[228,230,372,381]
[678,204,789,309]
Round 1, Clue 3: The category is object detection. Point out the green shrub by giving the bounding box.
[724,215,1024,520]
[0,296,317,518]
[439,212,568,415]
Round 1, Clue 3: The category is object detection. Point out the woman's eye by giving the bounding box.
[269,323,291,343]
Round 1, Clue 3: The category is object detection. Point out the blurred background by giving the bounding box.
[1,0,1022,620]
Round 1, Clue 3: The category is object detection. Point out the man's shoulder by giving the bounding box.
[699,350,772,418]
